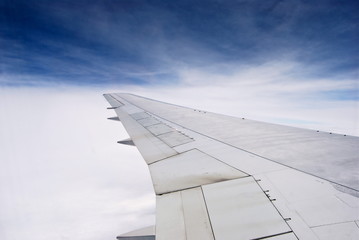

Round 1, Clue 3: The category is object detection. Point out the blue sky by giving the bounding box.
[1,0,358,89]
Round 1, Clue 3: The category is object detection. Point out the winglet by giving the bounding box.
[117,138,135,146]
[107,117,120,121]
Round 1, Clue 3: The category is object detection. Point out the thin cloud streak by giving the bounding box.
[1,0,358,85]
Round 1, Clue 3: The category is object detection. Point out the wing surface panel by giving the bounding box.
[255,169,359,239]
[310,222,359,240]
[156,131,194,147]
[265,233,298,239]
[149,149,247,194]
[202,177,292,240]
[117,93,359,191]
[146,123,174,136]
[113,106,178,164]
[137,117,161,127]
[156,187,215,240]
[104,93,359,240]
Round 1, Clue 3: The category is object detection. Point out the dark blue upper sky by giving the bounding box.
[0,0,358,86]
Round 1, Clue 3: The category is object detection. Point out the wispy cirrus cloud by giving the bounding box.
[1,0,358,86]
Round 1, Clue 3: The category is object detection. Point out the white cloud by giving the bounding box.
[0,87,155,240]
[179,61,358,133]
[129,61,358,135]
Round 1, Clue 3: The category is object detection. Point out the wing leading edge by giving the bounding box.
[104,93,359,240]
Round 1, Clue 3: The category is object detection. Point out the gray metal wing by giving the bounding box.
[104,93,359,240]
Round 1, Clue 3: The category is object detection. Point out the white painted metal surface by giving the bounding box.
[156,192,186,240]
[104,93,359,240]
[119,93,359,190]
[149,149,247,194]
[156,187,215,240]
[266,233,298,239]
[137,117,161,127]
[255,169,359,227]
[114,108,177,164]
[311,222,359,240]
[146,123,174,136]
[202,177,291,240]
[181,188,214,240]
[130,112,151,120]
[156,131,194,147]
[173,136,286,175]
[103,94,123,108]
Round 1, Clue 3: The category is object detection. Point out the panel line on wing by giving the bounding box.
[129,111,196,149]
[114,108,178,164]
[200,186,216,239]
[194,148,251,176]
[123,99,359,192]
[147,148,197,165]
[104,94,124,108]
[137,117,161,127]
[202,176,293,240]
[130,112,151,120]
[149,148,247,194]
[146,123,174,136]
[310,220,358,229]
[156,131,194,147]
[250,231,295,240]
[156,187,215,239]
[154,175,254,196]
[108,94,124,105]
[252,176,298,237]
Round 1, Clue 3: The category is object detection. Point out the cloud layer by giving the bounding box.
[0,81,357,239]
[0,88,155,239]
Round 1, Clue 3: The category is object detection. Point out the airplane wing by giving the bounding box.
[104,93,359,240]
